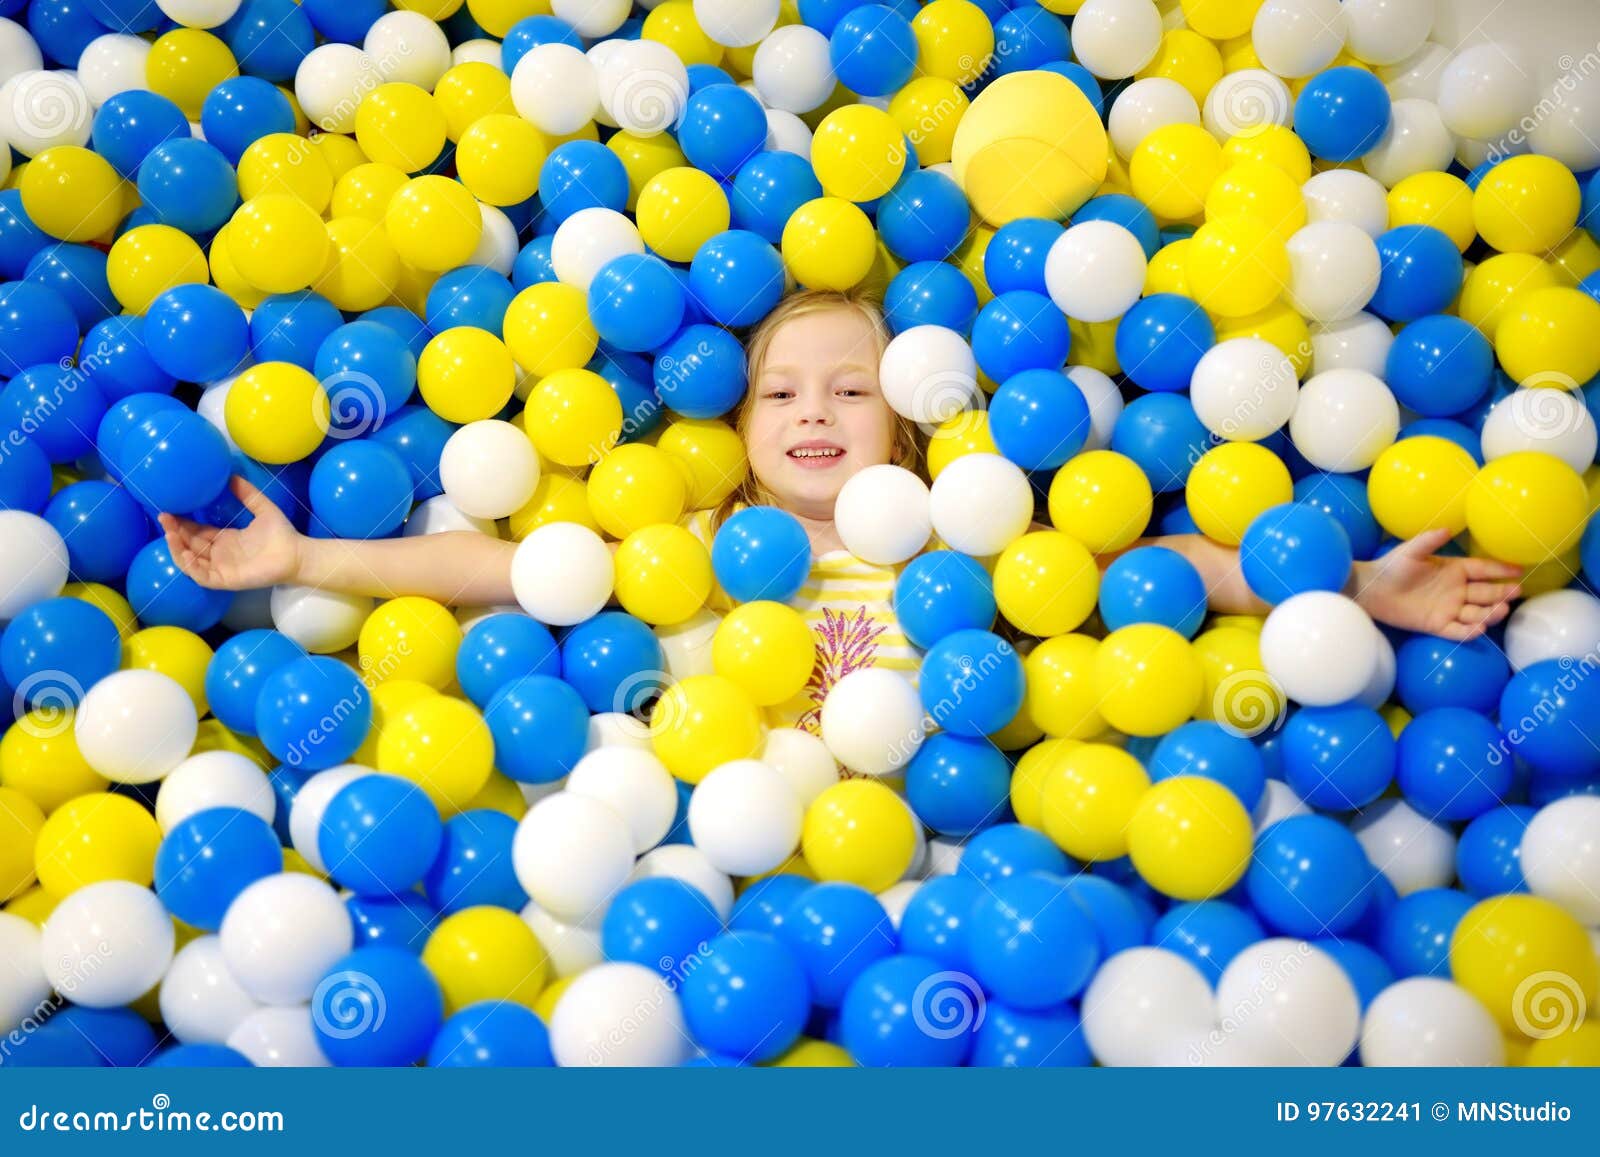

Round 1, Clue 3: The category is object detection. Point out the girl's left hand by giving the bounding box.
[1352,528,1523,642]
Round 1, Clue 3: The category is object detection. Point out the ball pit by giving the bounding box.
[0,0,1598,1076]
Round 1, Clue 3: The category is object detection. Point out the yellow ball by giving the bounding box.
[422,906,548,1016]
[911,0,994,85]
[504,283,599,377]
[333,162,412,222]
[890,77,969,167]
[306,131,366,182]
[1025,633,1105,740]
[1138,29,1225,105]
[226,194,331,294]
[926,408,1000,480]
[386,175,484,272]
[953,224,995,305]
[467,0,552,38]
[1388,171,1476,252]
[359,597,462,690]
[1067,316,1122,374]
[1094,624,1204,737]
[1130,124,1225,220]
[642,0,723,66]
[434,62,516,139]
[1127,775,1253,900]
[1187,442,1293,545]
[1494,286,1600,388]
[1221,125,1312,184]
[238,133,334,210]
[781,196,877,290]
[356,83,448,174]
[1186,216,1289,318]
[636,167,730,264]
[1009,737,1074,829]
[1473,155,1582,255]
[802,779,917,893]
[316,216,402,312]
[35,792,161,895]
[0,711,108,812]
[1465,451,1589,566]
[392,0,463,18]
[650,674,763,784]
[770,1038,856,1067]
[1213,300,1313,378]
[224,362,331,464]
[992,530,1099,637]
[524,367,623,468]
[207,224,267,308]
[352,678,437,768]
[5,886,58,926]
[1523,1022,1600,1067]
[63,582,138,640]
[377,695,494,814]
[509,472,601,537]
[19,146,124,242]
[656,417,748,508]
[1146,239,1192,297]
[0,786,44,902]
[586,443,688,538]
[1192,625,1283,735]
[463,769,529,821]
[614,524,713,626]
[418,328,516,424]
[456,113,548,206]
[713,602,817,707]
[123,626,212,715]
[1180,0,1262,39]
[1048,449,1153,553]
[1204,162,1305,242]
[608,131,689,211]
[1450,894,1600,1037]
[1366,435,1480,540]
[147,29,238,118]
[811,105,910,203]
[106,224,208,313]
[988,702,1043,753]
[1039,742,1150,861]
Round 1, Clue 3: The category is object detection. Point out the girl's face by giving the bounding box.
[744,308,897,522]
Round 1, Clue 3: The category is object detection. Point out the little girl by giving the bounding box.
[161,289,1521,734]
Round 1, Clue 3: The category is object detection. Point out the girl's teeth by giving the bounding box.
[791,448,840,458]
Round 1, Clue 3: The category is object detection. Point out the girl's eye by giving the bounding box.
[763,389,792,400]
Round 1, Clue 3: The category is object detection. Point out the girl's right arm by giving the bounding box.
[159,476,519,606]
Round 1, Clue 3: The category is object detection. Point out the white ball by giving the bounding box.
[1309,312,1394,377]
[1360,977,1505,1066]
[1108,77,1199,158]
[0,18,43,89]
[1045,220,1147,323]
[1526,83,1600,173]
[512,43,600,136]
[0,70,92,155]
[1357,624,1396,709]
[687,759,804,876]
[1251,0,1345,78]
[552,207,647,291]
[270,584,373,653]
[219,873,354,1006]
[439,420,542,520]
[470,203,519,275]
[196,378,241,453]
[923,835,964,878]
[288,765,372,871]
[1260,592,1382,707]
[1378,40,1451,102]
[552,0,631,37]
[364,10,451,89]
[1340,0,1434,67]
[155,751,276,832]
[602,39,689,137]
[1479,389,1597,472]
[1202,68,1294,141]
[1067,366,1124,451]
[1216,939,1360,1066]
[521,902,605,978]
[76,34,151,106]
[1252,777,1311,832]
[1285,221,1381,323]
[820,667,926,777]
[73,669,197,785]
[1362,98,1454,188]
[403,495,499,537]
[695,0,780,47]
[1288,368,1399,471]
[1521,796,1600,926]
[1188,338,1299,441]
[1301,168,1391,236]
[452,39,503,69]
[1081,947,1217,1066]
[1351,798,1456,896]
[41,882,175,1008]
[295,45,381,134]
[156,0,241,28]
[656,607,721,681]
[586,711,654,752]
[0,511,67,621]
[226,1005,329,1067]
[878,326,979,425]
[566,747,678,854]
[511,522,616,627]
[1436,44,1534,140]
[928,453,1032,557]
[630,844,734,920]
[877,881,920,928]
[513,793,636,923]
[549,962,690,1067]
[1070,0,1163,80]
[764,107,812,158]
[0,913,50,1033]
[835,465,931,564]
[159,935,262,1045]
[751,26,835,114]
[1505,590,1600,671]
[762,727,839,806]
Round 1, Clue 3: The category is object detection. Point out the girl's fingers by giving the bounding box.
[1436,620,1483,641]
[1398,527,1455,559]
[1462,556,1523,581]
[1465,581,1520,606]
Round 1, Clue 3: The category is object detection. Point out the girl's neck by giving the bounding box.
[792,511,846,556]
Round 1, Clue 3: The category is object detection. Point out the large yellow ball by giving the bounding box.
[713,602,817,707]
[358,597,462,690]
[992,531,1099,637]
[1450,894,1599,1037]
[1494,286,1600,388]
[226,194,331,294]
[1192,625,1283,735]
[1008,737,1074,830]
[418,328,516,424]
[386,175,484,272]
[106,225,209,313]
[608,131,689,211]
[35,792,161,895]
[238,132,334,210]
[890,77,969,167]
[1094,624,1204,737]
[503,283,599,377]
[332,162,411,222]
[641,0,723,66]
[20,146,124,242]
[1130,124,1225,220]
[456,114,548,206]
[1186,442,1293,545]
[376,696,494,814]
[1387,171,1476,252]
[223,362,331,464]
[802,779,917,894]
[466,0,551,39]
[509,472,601,537]
[1186,216,1289,318]
[1366,435,1478,540]
[1465,451,1589,566]
[1473,155,1582,255]
[1040,743,1150,862]
[422,906,548,1015]
[656,418,748,508]
[650,674,763,784]
[782,196,877,290]
[586,443,688,538]
[1025,633,1105,740]
[636,167,729,264]
[1048,450,1153,553]
[1180,0,1262,39]
[1127,775,1253,900]
[614,524,713,626]
[434,61,516,138]
[524,367,623,468]
[1204,161,1305,242]
[147,29,238,118]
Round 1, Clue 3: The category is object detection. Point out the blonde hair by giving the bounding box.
[712,288,924,530]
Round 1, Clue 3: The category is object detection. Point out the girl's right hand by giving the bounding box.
[157,476,304,592]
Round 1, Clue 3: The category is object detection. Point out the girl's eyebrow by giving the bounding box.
[762,359,879,375]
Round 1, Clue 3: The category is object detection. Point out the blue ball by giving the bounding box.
[1073,193,1160,258]
[368,405,454,502]
[511,236,556,288]
[136,138,239,235]
[877,170,970,262]
[972,291,1070,382]
[906,733,1012,836]
[685,63,735,94]
[1293,66,1392,161]
[1152,901,1265,986]
[1,1021,106,1066]
[255,655,372,772]
[95,392,185,478]
[0,597,120,707]
[680,932,810,1062]
[678,84,768,178]
[42,480,149,583]
[539,141,629,222]
[1063,875,1153,955]
[1377,887,1475,978]
[688,230,785,327]
[314,321,418,435]
[25,244,113,330]
[118,407,232,514]
[499,14,581,72]
[603,877,724,977]
[312,947,443,1067]
[1248,815,1373,938]
[593,348,664,442]
[222,0,317,83]
[1395,632,1509,716]
[309,441,415,539]
[653,324,746,418]
[46,1006,159,1067]
[772,882,897,1009]
[711,506,812,605]
[1313,938,1394,1010]
[1396,706,1512,821]
[427,1002,553,1067]
[154,808,283,930]
[251,292,344,371]
[1385,315,1494,417]
[589,254,685,353]
[1112,392,1215,491]
[321,774,444,896]
[1281,703,1395,811]
[959,823,1070,886]
[1149,721,1267,811]
[484,675,589,783]
[992,4,1071,73]
[1456,805,1536,898]
[199,76,297,164]
[798,0,859,34]
[730,150,822,243]
[143,283,249,383]
[347,892,438,953]
[125,538,233,631]
[204,629,307,736]
[425,266,516,334]
[920,628,1024,737]
[840,954,976,1066]
[897,874,982,970]
[988,368,1090,470]
[1239,502,1354,603]
[1114,293,1214,393]
[984,218,1064,296]
[456,613,560,709]
[893,550,996,649]
[359,306,433,363]
[728,873,812,936]
[76,315,175,403]
[146,1044,253,1067]
[1294,472,1381,559]
[0,281,79,379]
[0,191,51,280]
[829,4,918,95]
[884,261,980,334]
[970,1001,1092,1067]
[1099,545,1208,637]
[83,0,160,32]
[1498,657,1600,777]
[29,0,109,68]
[558,611,663,715]
[1397,416,1483,463]
[422,809,527,915]
[89,91,189,180]
[1369,225,1463,322]
[0,434,51,513]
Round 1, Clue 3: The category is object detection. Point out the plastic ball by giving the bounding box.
[40,880,175,1008]
[1287,368,1398,472]
[512,792,634,923]
[219,872,354,1005]
[71,667,197,785]
[34,791,159,895]
[1495,286,1600,389]
[1047,449,1153,553]
[255,655,371,773]
[1113,293,1214,394]
[549,962,688,1067]
[1080,947,1216,1066]
[1466,451,1587,567]
[1369,223,1462,322]
[154,751,274,833]
[1125,775,1252,901]
[1214,939,1360,1065]
[1259,591,1381,707]
[421,905,548,1015]
[1038,743,1149,863]
[1450,894,1599,1037]
[1359,976,1506,1066]
[1293,66,1391,161]
[1249,814,1373,938]
[1366,435,1478,541]
[1396,707,1512,823]
[1436,43,1536,141]
[309,440,415,540]
[154,807,281,931]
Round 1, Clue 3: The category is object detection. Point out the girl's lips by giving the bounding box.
[786,443,845,469]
